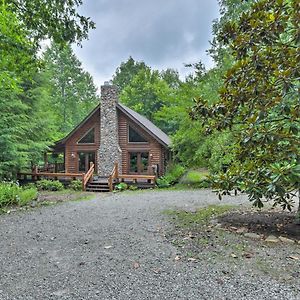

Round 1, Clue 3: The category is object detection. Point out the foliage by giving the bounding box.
[157,164,186,188]
[36,179,64,191]
[128,185,138,191]
[0,182,37,208]
[191,0,300,214]
[69,180,82,191]
[112,57,148,91]
[120,67,170,124]
[43,42,100,134]
[8,0,95,45]
[0,5,39,177]
[18,188,38,206]
[115,182,128,191]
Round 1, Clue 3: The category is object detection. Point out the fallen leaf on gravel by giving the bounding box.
[231,253,238,258]
[243,252,254,259]
[152,268,161,274]
[174,255,181,261]
[187,258,197,262]
[104,245,113,249]
[133,262,140,269]
[288,256,299,260]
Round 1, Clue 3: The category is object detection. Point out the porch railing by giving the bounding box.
[82,162,95,191]
[108,162,119,192]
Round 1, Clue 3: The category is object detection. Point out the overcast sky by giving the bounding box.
[73,0,220,88]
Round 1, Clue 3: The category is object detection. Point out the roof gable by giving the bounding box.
[54,103,171,148]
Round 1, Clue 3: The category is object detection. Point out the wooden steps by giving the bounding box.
[86,178,110,192]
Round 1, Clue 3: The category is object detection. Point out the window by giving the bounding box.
[78,128,95,144]
[129,152,149,174]
[128,126,147,143]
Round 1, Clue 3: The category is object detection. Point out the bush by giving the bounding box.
[0,182,20,207]
[115,182,128,191]
[0,182,38,208]
[36,179,64,191]
[157,164,186,188]
[69,180,82,191]
[128,185,138,191]
[18,188,38,206]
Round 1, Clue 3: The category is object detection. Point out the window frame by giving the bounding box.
[127,124,148,144]
[77,127,96,145]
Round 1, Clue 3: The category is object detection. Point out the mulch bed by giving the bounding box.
[219,210,300,239]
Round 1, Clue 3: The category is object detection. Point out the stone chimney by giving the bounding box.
[98,82,122,176]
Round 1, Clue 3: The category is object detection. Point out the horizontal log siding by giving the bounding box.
[65,109,100,173]
[118,111,166,176]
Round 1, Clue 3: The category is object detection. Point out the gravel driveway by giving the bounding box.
[0,190,299,300]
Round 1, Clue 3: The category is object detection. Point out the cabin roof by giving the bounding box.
[54,103,171,149]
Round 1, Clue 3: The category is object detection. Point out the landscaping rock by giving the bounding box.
[265,235,280,243]
[244,232,261,240]
[279,236,295,244]
[236,227,248,234]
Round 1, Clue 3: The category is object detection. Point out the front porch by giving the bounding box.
[17,162,156,192]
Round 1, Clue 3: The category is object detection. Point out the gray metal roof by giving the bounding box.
[117,103,171,148]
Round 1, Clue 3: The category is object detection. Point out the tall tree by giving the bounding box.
[0,4,42,177]
[7,0,95,45]
[43,42,100,134]
[112,57,148,91]
[119,67,170,125]
[191,0,300,220]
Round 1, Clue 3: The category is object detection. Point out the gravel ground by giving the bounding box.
[0,189,299,300]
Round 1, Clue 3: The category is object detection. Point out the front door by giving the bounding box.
[129,152,149,174]
[78,152,95,172]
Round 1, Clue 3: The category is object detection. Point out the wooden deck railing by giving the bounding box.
[108,162,119,192]
[118,174,156,184]
[82,162,95,191]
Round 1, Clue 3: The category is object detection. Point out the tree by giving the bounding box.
[7,0,95,45]
[0,4,43,177]
[43,42,100,134]
[119,67,170,125]
[112,57,148,91]
[191,0,300,221]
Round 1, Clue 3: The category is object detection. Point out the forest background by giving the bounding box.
[0,0,299,214]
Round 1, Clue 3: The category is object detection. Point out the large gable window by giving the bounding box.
[128,126,147,143]
[78,128,95,144]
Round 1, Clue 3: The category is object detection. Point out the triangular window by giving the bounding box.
[128,126,147,143]
[78,128,95,144]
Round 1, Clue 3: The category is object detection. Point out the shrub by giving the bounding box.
[157,164,186,188]
[156,177,171,188]
[115,182,128,191]
[128,185,138,191]
[0,182,20,207]
[0,182,38,208]
[18,188,38,206]
[36,179,64,191]
[69,180,82,191]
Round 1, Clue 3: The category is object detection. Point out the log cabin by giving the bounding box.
[42,82,171,191]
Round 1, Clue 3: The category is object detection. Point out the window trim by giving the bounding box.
[77,127,96,145]
[127,124,148,144]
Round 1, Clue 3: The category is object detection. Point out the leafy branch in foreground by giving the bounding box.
[191,0,300,221]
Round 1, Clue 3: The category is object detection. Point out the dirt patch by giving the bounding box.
[165,206,300,285]
[37,190,96,203]
[219,209,300,240]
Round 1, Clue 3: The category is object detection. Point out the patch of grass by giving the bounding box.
[18,188,38,206]
[185,170,209,183]
[165,204,236,227]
